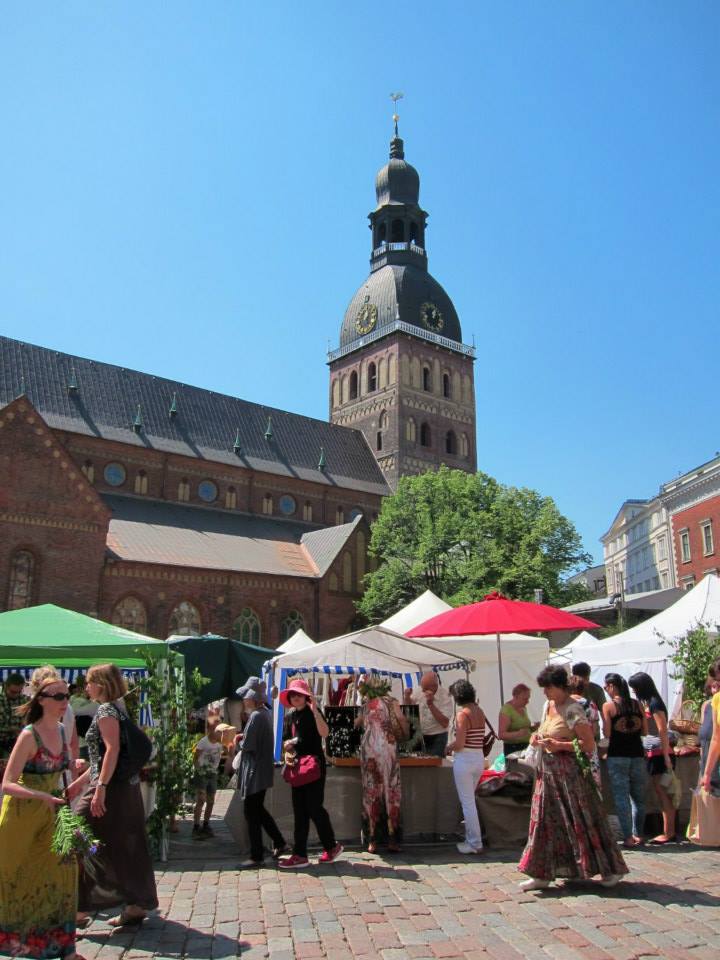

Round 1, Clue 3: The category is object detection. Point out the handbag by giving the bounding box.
[483,719,497,757]
[387,699,410,743]
[283,754,321,787]
[98,706,153,782]
[687,788,720,846]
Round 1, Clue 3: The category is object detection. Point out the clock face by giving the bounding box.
[279,494,297,516]
[355,301,378,335]
[198,480,218,503]
[420,301,444,333]
[104,462,126,487]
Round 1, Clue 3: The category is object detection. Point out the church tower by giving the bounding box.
[328,116,477,489]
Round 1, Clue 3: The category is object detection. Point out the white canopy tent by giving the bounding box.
[551,574,720,711]
[381,590,452,634]
[276,627,315,654]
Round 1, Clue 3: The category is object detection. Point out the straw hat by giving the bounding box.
[279,677,314,708]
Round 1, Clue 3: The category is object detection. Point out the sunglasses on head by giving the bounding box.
[39,692,70,702]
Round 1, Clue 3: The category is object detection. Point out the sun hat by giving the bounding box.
[235,678,264,701]
[279,677,314,708]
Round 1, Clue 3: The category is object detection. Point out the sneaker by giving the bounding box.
[192,824,203,840]
[599,874,622,888]
[278,854,310,870]
[456,841,483,854]
[318,843,343,864]
[271,843,289,860]
[201,824,215,838]
[519,878,550,891]
[238,858,264,868]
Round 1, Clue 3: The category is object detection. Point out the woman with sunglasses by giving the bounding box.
[0,678,86,959]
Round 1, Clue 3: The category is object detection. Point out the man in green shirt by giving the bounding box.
[572,662,606,714]
[0,673,28,759]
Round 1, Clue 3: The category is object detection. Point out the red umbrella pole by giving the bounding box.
[497,632,505,703]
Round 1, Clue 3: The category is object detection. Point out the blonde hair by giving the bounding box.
[18,677,68,724]
[29,664,60,692]
[86,663,127,702]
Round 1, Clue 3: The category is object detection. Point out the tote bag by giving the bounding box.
[687,788,720,847]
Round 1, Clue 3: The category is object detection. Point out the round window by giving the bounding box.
[279,494,297,516]
[198,480,218,503]
[104,462,126,487]
[349,507,364,521]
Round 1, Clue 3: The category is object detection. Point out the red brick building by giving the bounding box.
[661,455,720,592]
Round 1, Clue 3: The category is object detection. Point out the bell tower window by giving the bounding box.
[422,366,432,392]
[349,370,358,400]
[445,430,457,455]
[367,362,377,393]
[443,373,451,398]
[420,423,432,448]
[391,219,404,243]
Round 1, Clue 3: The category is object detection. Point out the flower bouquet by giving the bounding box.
[51,800,100,864]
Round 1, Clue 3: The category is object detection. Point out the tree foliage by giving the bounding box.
[358,466,593,622]
[663,625,720,715]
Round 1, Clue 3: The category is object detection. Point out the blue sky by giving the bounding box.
[2,3,718,564]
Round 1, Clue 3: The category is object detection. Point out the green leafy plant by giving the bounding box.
[663,625,720,716]
[51,801,100,863]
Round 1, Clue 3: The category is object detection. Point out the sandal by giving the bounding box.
[367,841,377,854]
[75,916,92,930]
[108,910,146,927]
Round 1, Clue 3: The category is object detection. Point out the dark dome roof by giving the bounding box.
[340,264,462,347]
[374,136,420,207]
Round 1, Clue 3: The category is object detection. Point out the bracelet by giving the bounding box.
[96,782,107,789]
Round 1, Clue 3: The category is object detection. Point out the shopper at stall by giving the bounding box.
[0,672,28,760]
[235,678,287,867]
[699,660,720,792]
[571,662,606,714]
[602,673,648,847]
[0,677,84,960]
[628,672,677,844]
[192,717,223,839]
[568,674,602,789]
[71,663,158,927]
[29,666,79,762]
[700,670,720,793]
[278,678,342,869]
[447,679,486,854]
[356,677,408,854]
[498,684,532,758]
[403,672,452,757]
[518,665,627,891]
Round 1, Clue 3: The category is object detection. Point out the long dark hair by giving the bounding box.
[628,672,666,713]
[604,673,636,717]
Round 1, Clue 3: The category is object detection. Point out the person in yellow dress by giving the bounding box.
[0,678,85,959]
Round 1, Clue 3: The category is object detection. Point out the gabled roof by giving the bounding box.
[300,515,362,576]
[0,335,390,498]
[104,494,359,580]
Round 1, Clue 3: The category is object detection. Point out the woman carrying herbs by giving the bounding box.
[518,666,628,892]
[0,678,85,959]
[71,663,158,927]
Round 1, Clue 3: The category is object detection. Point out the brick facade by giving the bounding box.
[668,495,720,591]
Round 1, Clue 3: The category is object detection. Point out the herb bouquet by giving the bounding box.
[51,798,100,864]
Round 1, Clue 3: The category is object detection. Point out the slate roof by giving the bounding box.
[0,336,390,498]
[104,495,360,579]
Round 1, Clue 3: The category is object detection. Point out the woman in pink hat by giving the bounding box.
[277,678,342,869]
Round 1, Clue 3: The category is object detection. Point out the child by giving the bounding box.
[192,719,223,839]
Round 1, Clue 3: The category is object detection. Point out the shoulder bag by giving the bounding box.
[98,705,153,782]
[282,722,321,787]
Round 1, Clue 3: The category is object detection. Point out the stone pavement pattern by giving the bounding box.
[76,795,720,960]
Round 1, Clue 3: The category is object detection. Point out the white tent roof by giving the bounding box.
[276,628,315,654]
[381,590,452,635]
[267,625,473,677]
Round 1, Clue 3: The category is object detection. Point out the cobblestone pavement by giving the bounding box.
[77,793,720,960]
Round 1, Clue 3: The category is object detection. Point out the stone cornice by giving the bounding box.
[661,471,720,513]
[104,561,313,589]
[1,510,105,534]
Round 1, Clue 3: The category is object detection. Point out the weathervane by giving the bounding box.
[390,91,404,136]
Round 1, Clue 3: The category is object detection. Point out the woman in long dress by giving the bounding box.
[518,666,628,891]
[0,678,84,959]
[357,678,408,854]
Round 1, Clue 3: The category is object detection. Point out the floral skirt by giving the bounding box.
[519,752,628,881]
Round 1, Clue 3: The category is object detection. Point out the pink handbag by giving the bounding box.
[283,754,321,787]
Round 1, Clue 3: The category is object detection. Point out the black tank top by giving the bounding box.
[607,701,644,758]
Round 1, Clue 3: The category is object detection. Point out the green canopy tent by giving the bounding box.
[167,634,268,705]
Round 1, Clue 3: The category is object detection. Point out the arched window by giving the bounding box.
[341,375,349,404]
[377,358,386,389]
[169,600,202,636]
[332,379,340,408]
[6,550,36,610]
[409,221,419,243]
[379,411,388,430]
[303,501,313,522]
[111,596,147,633]
[356,530,366,589]
[422,366,432,392]
[329,572,339,591]
[262,494,273,515]
[462,374,472,404]
[460,433,469,457]
[349,370,358,400]
[376,432,382,452]
[178,478,190,502]
[406,417,416,443]
[225,486,237,509]
[81,460,95,483]
[420,423,431,448]
[445,431,457,455]
[443,373,451,398]
[367,362,377,393]
[134,470,148,495]
[391,219,404,243]
[335,506,345,525]
[233,608,262,645]
[376,221,387,246]
[280,610,305,643]
[342,552,353,592]
[388,354,396,384]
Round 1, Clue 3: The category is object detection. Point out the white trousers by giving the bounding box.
[452,749,485,850]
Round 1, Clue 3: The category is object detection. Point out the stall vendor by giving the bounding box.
[404,672,452,757]
[0,673,28,760]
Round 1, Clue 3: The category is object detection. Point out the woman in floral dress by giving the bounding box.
[0,678,84,959]
[357,679,408,853]
[518,666,628,892]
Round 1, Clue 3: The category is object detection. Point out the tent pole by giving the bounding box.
[496,632,505,703]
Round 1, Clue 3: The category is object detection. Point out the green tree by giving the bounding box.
[358,466,592,622]
[663,626,720,715]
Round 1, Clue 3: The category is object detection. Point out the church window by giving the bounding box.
[460,433,469,457]
[81,460,95,483]
[134,470,148,495]
[377,358,386,389]
[406,417,416,443]
[104,462,126,487]
[329,572,339,591]
[6,550,36,610]
[233,608,262,645]
[388,355,396,384]
[349,370,358,400]
[443,373,451,398]
[342,551,353,592]
[279,494,297,516]
[262,494,273,515]
[391,219,404,243]
[379,411,388,430]
[445,431,457,455]
[420,423,432,448]
[177,478,190,502]
[341,375,349,404]
[409,221,419,243]
[280,610,305,643]
[111,596,147,633]
[225,486,237,509]
[332,379,340,408]
[335,506,345,525]
[367,362,377,393]
[169,600,202,636]
[462,374,472,404]
[422,366,432,392]
[303,501,313,522]
[356,531,366,589]
[376,432,382,451]
[377,222,387,246]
